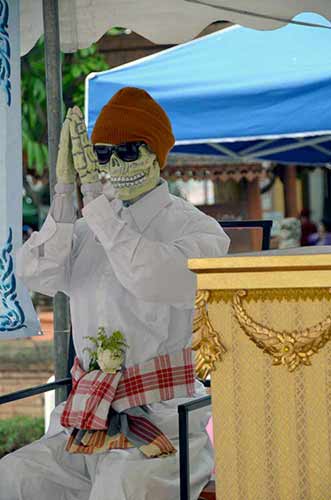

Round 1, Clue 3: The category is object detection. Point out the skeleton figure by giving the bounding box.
[95,142,160,202]
[0,88,230,500]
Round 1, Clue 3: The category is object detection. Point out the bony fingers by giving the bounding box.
[72,152,88,172]
[86,147,98,164]
[58,121,71,154]
[76,122,88,137]
[60,110,72,137]
[70,137,83,159]
[71,105,83,119]
[80,131,92,147]
[70,111,88,140]
[70,114,89,142]
[86,158,98,172]
[68,113,97,175]
[71,138,91,169]
[69,113,86,139]
[70,121,94,162]
[65,107,73,120]
[69,121,84,155]
[61,110,71,131]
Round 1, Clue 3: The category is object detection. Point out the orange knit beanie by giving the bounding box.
[91,87,175,168]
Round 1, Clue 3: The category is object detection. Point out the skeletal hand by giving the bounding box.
[56,108,76,185]
[69,106,99,184]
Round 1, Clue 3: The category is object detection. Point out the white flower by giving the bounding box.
[97,348,123,374]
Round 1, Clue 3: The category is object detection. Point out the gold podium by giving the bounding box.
[190,254,331,500]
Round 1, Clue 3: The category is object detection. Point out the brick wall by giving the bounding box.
[0,369,53,419]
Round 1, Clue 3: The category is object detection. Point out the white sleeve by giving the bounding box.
[82,195,230,306]
[16,190,76,297]
[80,181,103,206]
[52,184,76,223]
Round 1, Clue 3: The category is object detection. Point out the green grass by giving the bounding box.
[0,416,44,457]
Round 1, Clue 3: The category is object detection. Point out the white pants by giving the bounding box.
[0,427,213,500]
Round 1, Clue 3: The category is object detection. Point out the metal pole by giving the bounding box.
[42,0,70,404]
[178,406,190,500]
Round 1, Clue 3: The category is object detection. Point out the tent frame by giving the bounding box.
[42,0,70,404]
[200,135,331,163]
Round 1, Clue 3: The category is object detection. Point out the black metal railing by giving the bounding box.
[178,395,211,500]
[220,219,273,251]
[0,378,72,406]
[0,333,75,405]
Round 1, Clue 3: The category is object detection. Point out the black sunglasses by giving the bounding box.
[93,141,145,164]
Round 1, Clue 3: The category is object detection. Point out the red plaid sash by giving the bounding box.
[64,407,177,458]
[61,348,194,430]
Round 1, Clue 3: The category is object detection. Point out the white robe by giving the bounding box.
[0,180,230,500]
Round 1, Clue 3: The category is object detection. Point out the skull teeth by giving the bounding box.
[110,174,146,187]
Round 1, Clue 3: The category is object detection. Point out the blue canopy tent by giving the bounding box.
[86,13,331,166]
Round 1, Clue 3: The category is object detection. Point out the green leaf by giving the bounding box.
[27,140,35,168]
[22,38,108,176]
[34,143,44,175]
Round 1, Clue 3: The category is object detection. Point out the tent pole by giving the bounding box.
[42,0,70,405]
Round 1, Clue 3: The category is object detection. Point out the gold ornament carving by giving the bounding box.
[232,289,331,372]
[208,287,331,304]
[192,290,226,379]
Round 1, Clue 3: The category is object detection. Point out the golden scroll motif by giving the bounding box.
[232,289,331,372]
[192,290,226,379]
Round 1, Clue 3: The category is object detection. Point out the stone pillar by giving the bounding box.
[247,178,263,251]
[0,0,40,339]
[247,178,263,219]
[284,165,298,217]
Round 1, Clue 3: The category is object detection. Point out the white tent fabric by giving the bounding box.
[21,0,331,55]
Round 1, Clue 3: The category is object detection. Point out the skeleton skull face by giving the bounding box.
[94,143,160,201]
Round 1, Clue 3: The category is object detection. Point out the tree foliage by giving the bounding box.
[21,40,108,175]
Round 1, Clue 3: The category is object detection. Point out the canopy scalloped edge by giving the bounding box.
[20,0,331,56]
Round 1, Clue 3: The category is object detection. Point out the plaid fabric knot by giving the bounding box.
[61,348,194,429]
[64,406,177,458]
[60,348,195,458]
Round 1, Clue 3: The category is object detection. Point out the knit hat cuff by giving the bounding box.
[91,100,175,168]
